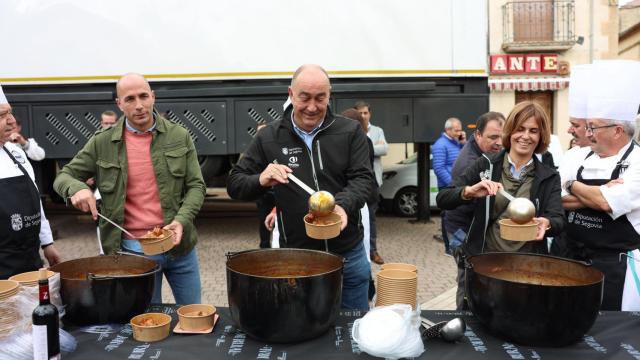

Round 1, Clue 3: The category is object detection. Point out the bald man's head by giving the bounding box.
[291,64,330,87]
[288,65,331,132]
[115,73,156,132]
[116,73,150,99]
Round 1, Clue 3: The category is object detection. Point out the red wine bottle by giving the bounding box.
[32,268,61,360]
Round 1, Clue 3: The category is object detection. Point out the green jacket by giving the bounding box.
[53,114,206,256]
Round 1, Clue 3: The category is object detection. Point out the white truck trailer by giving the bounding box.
[0,0,488,197]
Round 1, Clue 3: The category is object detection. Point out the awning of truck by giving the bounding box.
[488,77,570,92]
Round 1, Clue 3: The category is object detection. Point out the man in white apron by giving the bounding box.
[0,86,60,278]
[562,60,640,311]
[558,64,593,199]
[556,64,595,257]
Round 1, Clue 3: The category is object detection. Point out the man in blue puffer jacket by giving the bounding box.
[431,117,465,255]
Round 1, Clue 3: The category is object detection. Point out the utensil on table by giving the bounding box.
[421,316,466,342]
[439,317,466,341]
[97,212,136,239]
[420,317,447,339]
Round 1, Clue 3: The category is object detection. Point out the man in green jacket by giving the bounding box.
[54,73,206,304]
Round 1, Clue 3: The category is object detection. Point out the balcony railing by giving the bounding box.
[502,0,576,52]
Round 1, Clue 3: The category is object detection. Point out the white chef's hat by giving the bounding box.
[0,85,8,105]
[587,60,640,122]
[568,64,590,119]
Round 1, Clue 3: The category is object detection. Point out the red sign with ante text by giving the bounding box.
[490,54,558,74]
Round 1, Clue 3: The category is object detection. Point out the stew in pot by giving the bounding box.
[484,267,586,286]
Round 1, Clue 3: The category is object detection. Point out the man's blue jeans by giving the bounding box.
[341,241,371,310]
[148,248,201,304]
[123,245,202,305]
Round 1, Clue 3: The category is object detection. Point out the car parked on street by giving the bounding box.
[378,153,439,217]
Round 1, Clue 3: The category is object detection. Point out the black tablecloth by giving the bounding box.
[64,305,640,359]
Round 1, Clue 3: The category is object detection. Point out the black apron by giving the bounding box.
[0,146,43,279]
[565,142,639,310]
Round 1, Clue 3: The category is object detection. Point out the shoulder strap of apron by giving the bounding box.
[2,145,31,178]
[611,141,636,179]
[2,146,39,196]
[576,150,595,181]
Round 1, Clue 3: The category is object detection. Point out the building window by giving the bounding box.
[503,0,576,52]
[515,90,554,132]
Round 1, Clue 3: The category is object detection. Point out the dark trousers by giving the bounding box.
[256,191,275,248]
[438,186,450,253]
[441,210,450,253]
[368,201,378,253]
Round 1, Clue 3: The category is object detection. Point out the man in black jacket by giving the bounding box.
[446,112,504,253]
[227,64,374,310]
[445,111,504,309]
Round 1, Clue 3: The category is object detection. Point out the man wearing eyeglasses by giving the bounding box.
[561,60,640,311]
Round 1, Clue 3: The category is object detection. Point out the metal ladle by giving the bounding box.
[97,212,136,239]
[272,161,336,251]
[421,317,466,342]
[498,189,536,224]
[272,160,335,217]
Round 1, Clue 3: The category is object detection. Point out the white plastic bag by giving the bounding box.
[352,304,424,359]
[0,328,76,359]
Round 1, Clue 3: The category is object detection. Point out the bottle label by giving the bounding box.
[39,283,50,302]
[32,325,48,360]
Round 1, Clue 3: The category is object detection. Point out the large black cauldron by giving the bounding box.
[226,249,343,343]
[465,252,603,347]
[50,255,159,325]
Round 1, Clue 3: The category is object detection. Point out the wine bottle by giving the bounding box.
[32,268,61,360]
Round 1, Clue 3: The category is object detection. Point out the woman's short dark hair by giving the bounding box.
[502,101,551,154]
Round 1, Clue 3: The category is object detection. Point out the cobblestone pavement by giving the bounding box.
[47,209,457,307]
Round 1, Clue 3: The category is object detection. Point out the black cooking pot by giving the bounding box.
[465,252,603,347]
[50,254,160,325]
[226,248,343,343]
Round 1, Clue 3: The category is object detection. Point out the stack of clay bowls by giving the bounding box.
[9,269,55,287]
[0,280,20,338]
[375,264,418,310]
[9,270,63,315]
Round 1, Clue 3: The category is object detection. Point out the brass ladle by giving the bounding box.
[272,160,336,217]
[286,172,335,217]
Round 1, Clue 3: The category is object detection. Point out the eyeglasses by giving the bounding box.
[585,124,618,134]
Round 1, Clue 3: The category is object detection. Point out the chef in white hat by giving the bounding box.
[559,65,594,200]
[0,85,61,278]
[567,64,593,148]
[562,60,640,310]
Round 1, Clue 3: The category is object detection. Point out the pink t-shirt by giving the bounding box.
[123,129,164,237]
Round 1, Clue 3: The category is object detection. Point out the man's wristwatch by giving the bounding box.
[564,180,576,195]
